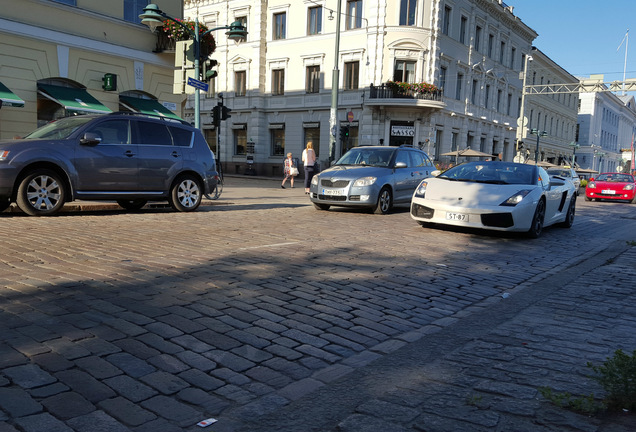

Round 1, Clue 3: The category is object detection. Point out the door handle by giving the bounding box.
[124,150,135,157]
[171,151,180,158]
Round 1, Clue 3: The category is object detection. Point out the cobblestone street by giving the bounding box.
[0,177,635,431]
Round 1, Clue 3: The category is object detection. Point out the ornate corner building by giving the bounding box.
[185,0,539,176]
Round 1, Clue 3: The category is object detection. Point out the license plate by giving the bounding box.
[446,212,467,221]
[601,189,616,195]
[322,189,343,196]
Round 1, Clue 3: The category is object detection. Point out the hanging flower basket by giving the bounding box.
[155,19,216,60]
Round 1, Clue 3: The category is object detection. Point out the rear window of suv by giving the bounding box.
[169,126,194,147]
[136,121,173,146]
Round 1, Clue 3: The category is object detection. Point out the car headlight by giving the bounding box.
[353,177,376,187]
[0,150,9,161]
[588,182,596,188]
[414,180,428,198]
[500,189,532,206]
[311,176,319,186]
[624,184,635,190]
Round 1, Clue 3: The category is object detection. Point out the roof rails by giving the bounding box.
[108,111,191,127]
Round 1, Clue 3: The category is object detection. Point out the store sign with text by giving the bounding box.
[391,125,415,136]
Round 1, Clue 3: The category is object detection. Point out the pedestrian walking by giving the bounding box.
[281,152,297,189]
[302,142,317,194]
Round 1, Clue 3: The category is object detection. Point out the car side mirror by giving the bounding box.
[431,170,441,177]
[80,132,101,145]
[394,162,407,168]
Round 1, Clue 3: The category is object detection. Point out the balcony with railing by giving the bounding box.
[367,83,445,109]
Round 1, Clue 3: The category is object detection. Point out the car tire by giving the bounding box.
[631,195,636,204]
[585,195,592,201]
[373,187,392,215]
[313,203,330,211]
[527,198,545,238]
[558,196,576,228]
[169,174,202,212]
[17,169,66,216]
[117,199,147,211]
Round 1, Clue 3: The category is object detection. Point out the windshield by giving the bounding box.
[335,147,396,167]
[439,162,536,185]
[547,169,572,178]
[24,116,95,140]
[595,173,634,183]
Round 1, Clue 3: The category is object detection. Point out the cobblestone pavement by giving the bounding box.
[0,176,635,431]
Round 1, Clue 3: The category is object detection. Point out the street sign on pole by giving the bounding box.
[187,77,209,93]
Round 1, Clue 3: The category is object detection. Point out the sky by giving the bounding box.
[506,0,635,84]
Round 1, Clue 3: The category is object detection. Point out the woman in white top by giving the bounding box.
[301,142,316,194]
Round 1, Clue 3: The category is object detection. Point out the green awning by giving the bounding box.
[37,84,111,114]
[0,81,25,108]
[119,95,182,120]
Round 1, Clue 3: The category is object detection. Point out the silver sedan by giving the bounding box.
[309,146,437,214]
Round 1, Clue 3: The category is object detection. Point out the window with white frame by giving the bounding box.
[393,60,416,83]
[344,61,359,90]
[400,0,417,26]
[346,0,363,30]
[235,71,246,97]
[306,65,320,93]
[272,69,284,95]
[308,6,322,35]
[273,12,286,40]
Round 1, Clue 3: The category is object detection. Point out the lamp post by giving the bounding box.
[530,128,547,163]
[139,4,247,130]
[328,0,343,165]
[594,150,606,172]
[516,54,533,154]
[569,141,580,167]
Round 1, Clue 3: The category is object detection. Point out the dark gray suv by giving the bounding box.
[0,112,219,216]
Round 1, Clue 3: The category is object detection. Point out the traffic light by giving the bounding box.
[221,105,231,121]
[212,105,221,128]
[339,125,350,142]
[202,59,218,82]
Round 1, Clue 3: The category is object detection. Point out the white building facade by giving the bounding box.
[518,47,579,165]
[184,0,537,176]
[577,85,636,174]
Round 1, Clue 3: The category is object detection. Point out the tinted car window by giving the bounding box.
[135,121,173,146]
[169,126,194,147]
[395,150,411,167]
[85,120,129,144]
[410,151,427,167]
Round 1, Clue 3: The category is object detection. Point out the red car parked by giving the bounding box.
[585,173,636,203]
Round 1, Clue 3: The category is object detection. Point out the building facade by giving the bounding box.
[518,47,579,165]
[0,0,184,140]
[184,0,537,176]
[577,83,636,173]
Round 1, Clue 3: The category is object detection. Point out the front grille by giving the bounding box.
[481,213,513,228]
[318,194,347,201]
[320,179,350,188]
[411,203,434,219]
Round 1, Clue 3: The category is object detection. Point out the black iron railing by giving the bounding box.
[369,84,443,101]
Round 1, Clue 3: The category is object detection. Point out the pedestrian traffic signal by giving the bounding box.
[339,125,350,142]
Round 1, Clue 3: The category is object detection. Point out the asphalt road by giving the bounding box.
[0,176,635,432]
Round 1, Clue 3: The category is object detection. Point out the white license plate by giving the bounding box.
[322,189,344,196]
[601,189,615,195]
[446,212,467,221]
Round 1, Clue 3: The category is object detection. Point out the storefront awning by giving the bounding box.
[0,81,25,108]
[37,84,111,114]
[119,96,182,120]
